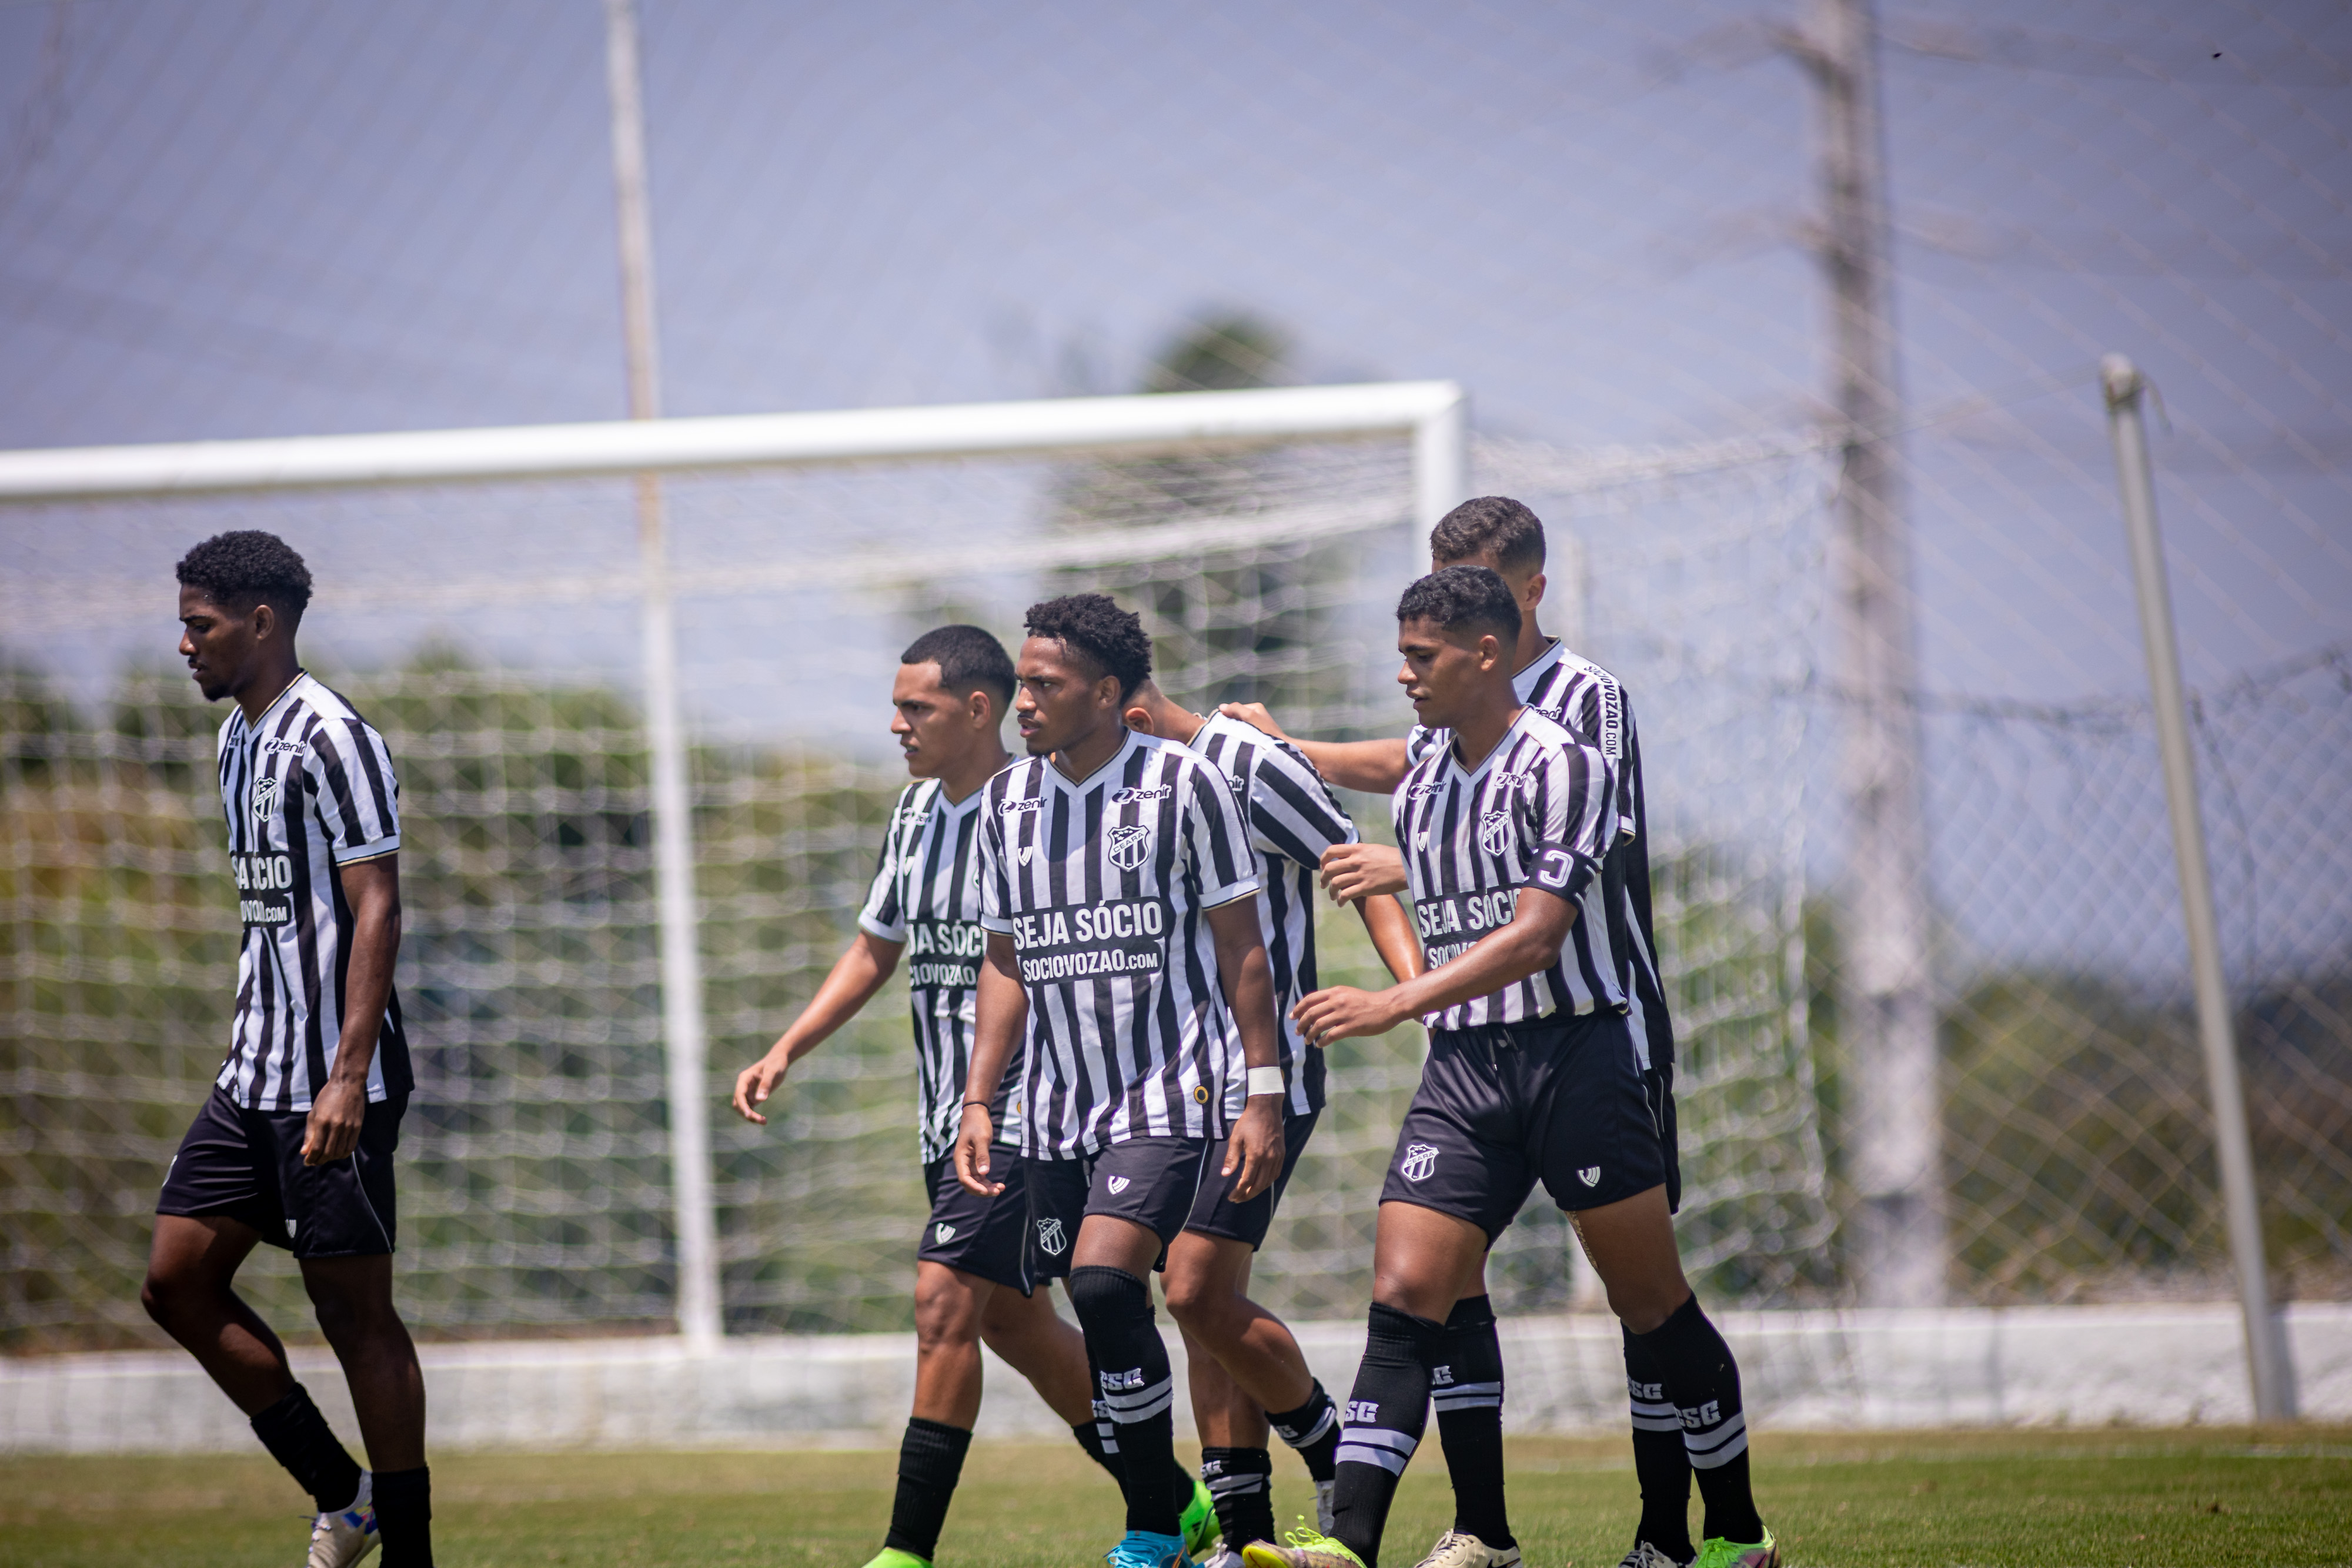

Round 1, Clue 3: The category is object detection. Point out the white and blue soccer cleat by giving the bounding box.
[303,1474,379,1568]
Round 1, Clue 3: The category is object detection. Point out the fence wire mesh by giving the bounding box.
[1,0,2349,1350]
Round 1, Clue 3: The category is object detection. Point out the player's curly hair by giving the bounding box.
[1024,592,1152,700]
[1429,495,1545,577]
[1396,564,1522,647]
[175,530,315,628]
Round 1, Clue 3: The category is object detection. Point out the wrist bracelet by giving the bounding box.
[1245,1065,1284,1097]
[961,1099,991,1111]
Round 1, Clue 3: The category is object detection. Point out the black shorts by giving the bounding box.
[1645,1064,1682,1215]
[1379,1010,1667,1241]
[1185,1109,1319,1249]
[918,1151,1033,1292]
[1022,1137,1207,1292]
[156,1086,403,1259]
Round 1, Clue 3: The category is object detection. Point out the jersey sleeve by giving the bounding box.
[856,787,917,941]
[1405,724,1441,767]
[1522,740,1616,902]
[1562,678,1639,847]
[306,718,400,865]
[1246,737,1358,868]
[977,787,1015,935]
[1184,756,1264,911]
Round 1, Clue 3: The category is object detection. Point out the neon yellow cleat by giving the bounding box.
[860,1549,933,1568]
[1690,1529,1777,1568]
[1241,1524,1367,1568]
[1180,1473,1222,1559]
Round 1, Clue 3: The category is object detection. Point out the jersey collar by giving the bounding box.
[1045,726,1144,794]
[233,669,313,742]
[1444,705,1535,787]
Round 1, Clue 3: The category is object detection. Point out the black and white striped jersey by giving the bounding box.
[1410,639,1676,1070]
[1185,713,1358,1116]
[858,777,1018,1162]
[214,672,410,1112]
[978,730,1262,1157]
[1392,706,1623,1031]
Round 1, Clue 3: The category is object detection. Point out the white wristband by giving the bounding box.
[1246,1065,1284,1098]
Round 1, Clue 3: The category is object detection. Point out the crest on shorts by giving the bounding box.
[1106,1175,1131,1195]
[1399,1142,1440,1183]
[1478,810,1512,857]
[1107,823,1154,872]
[250,773,282,824]
[934,1222,957,1245]
[1036,1216,1068,1256]
[1578,1166,1601,1186]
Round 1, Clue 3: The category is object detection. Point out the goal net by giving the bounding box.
[3,392,2346,1349]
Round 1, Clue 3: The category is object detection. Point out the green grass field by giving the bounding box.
[5,1429,2348,1567]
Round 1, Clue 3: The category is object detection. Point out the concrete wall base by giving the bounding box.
[6,1302,2346,1454]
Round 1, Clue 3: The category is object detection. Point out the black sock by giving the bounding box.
[1622,1322,1695,1562]
[1330,1302,1442,1568]
[1266,1379,1342,1484]
[373,1465,434,1568]
[248,1382,363,1515]
[884,1417,973,1561]
[1635,1296,1762,1545]
[1068,1265,1182,1537]
[1201,1446,1277,1548]
[1431,1296,1512,1550]
[1074,1415,1121,1479]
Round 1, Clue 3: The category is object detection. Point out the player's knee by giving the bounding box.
[138,1269,183,1328]
[913,1273,985,1350]
[1160,1265,1234,1332]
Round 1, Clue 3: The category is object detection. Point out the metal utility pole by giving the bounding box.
[1793,0,1945,1306]
[603,0,721,1351]
[2101,356,2294,1420]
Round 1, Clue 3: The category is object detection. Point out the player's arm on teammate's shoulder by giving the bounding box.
[953,931,1027,1196]
[1217,701,1410,794]
[731,930,904,1125]
[1204,895,1286,1202]
[305,851,399,1166]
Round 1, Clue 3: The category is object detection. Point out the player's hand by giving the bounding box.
[1292,985,1406,1048]
[1217,702,1293,742]
[732,1052,791,1125]
[954,1105,1005,1197]
[1320,842,1407,904]
[300,1078,366,1166]
[1222,1094,1285,1202]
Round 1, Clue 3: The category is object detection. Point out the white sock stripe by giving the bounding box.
[1682,1411,1747,1455]
[1101,1379,1175,1413]
[1338,1426,1419,1456]
[1275,1406,1338,1447]
[1334,1442,1411,1476]
[1430,1392,1502,1412]
[1110,1386,1176,1423]
[1630,1413,1685,1432]
[1207,1474,1268,1495]
[1686,1428,1749,1469]
[1629,1397,1677,1419]
[1436,1380,1502,1397]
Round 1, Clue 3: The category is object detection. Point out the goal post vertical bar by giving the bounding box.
[2100,355,2293,1420]
[1413,388,1469,539]
[604,0,721,1350]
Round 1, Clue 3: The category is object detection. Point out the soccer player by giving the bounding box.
[1222,498,1703,1568]
[729,626,1207,1568]
[953,594,1285,1568]
[1121,680,1425,1560]
[1245,567,1777,1568]
[142,531,432,1568]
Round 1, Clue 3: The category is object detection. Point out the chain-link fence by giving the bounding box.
[2,0,2348,1351]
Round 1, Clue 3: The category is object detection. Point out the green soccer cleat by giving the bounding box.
[1690,1529,1777,1568]
[1180,1473,1222,1559]
[860,1550,933,1568]
[1242,1525,1368,1568]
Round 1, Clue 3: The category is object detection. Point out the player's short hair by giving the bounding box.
[900,624,1016,716]
[1397,564,1522,649]
[175,530,315,629]
[1429,496,1546,577]
[1024,593,1152,700]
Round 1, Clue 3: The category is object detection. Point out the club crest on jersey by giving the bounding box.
[1111,785,1172,805]
[1478,810,1512,857]
[1399,1142,1440,1182]
[1036,1217,1067,1256]
[1578,1166,1602,1186]
[934,1222,957,1245]
[1106,1175,1131,1194]
[250,774,282,824]
[1106,823,1154,871]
